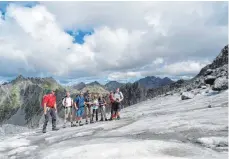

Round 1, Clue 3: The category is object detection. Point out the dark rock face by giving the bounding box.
[137,76,174,89]
[204,76,217,85]
[120,82,147,106]
[147,79,187,99]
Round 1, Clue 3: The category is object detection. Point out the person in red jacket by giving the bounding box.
[109,91,115,120]
[42,90,59,133]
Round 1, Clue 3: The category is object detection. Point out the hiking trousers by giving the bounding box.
[110,103,115,119]
[85,105,93,121]
[43,107,57,130]
[92,109,98,121]
[100,105,107,120]
[64,106,72,125]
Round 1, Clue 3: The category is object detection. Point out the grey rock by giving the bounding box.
[212,77,228,91]
[181,92,195,100]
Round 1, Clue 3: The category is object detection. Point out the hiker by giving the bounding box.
[74,92,85,126]
[98,95,108,121]
[113,88,124,120]
[92,95,99,122]
[42,90,59,133]
[62,91,74,128]
[84,92,93,124]
[109,91,115,120]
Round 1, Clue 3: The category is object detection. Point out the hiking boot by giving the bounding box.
[85,120,88,124]
[79,121,84,126]
[105,118,108,121]
[71,122,74,127]
[52,128,59,131]
[90,120,94,124]
[42,129,46,133]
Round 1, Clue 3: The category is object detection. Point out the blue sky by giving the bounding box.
[0,1,94,45]
[0,1,227,85]
[66,29,94,44]
[0,1,37,11]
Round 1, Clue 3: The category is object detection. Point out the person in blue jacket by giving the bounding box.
[74,92,85,126]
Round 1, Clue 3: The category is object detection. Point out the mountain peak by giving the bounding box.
[72,82,86,90]
[137,76,173,89]
[105,81,123,91]
[88,81,101,86]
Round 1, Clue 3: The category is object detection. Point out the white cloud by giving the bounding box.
[0,2,227,83]
[108,72,141,81]
[159,60,210,76]
[153,58,164,65]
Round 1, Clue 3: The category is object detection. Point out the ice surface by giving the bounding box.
[0,89,228,159]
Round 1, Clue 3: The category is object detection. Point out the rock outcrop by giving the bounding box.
[120,82,147,106]
[212,77,228,91]
[181,92,195,100]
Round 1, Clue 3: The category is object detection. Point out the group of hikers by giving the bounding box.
[41,88,124,133]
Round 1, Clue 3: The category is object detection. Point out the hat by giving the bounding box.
[45,89,51,94]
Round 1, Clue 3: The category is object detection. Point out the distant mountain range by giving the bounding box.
[70,76,173,92]
[136,76,174,89]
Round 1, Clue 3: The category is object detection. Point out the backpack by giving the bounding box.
[119,92,124,99]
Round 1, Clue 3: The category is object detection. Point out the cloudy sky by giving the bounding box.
[0,1,227,85]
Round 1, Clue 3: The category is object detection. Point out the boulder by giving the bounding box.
[204,75,217,85]
[181,92,195,100]
[165,92,172,96]
[212,77,228,91]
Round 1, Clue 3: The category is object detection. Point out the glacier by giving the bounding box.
[0,89,228,159]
